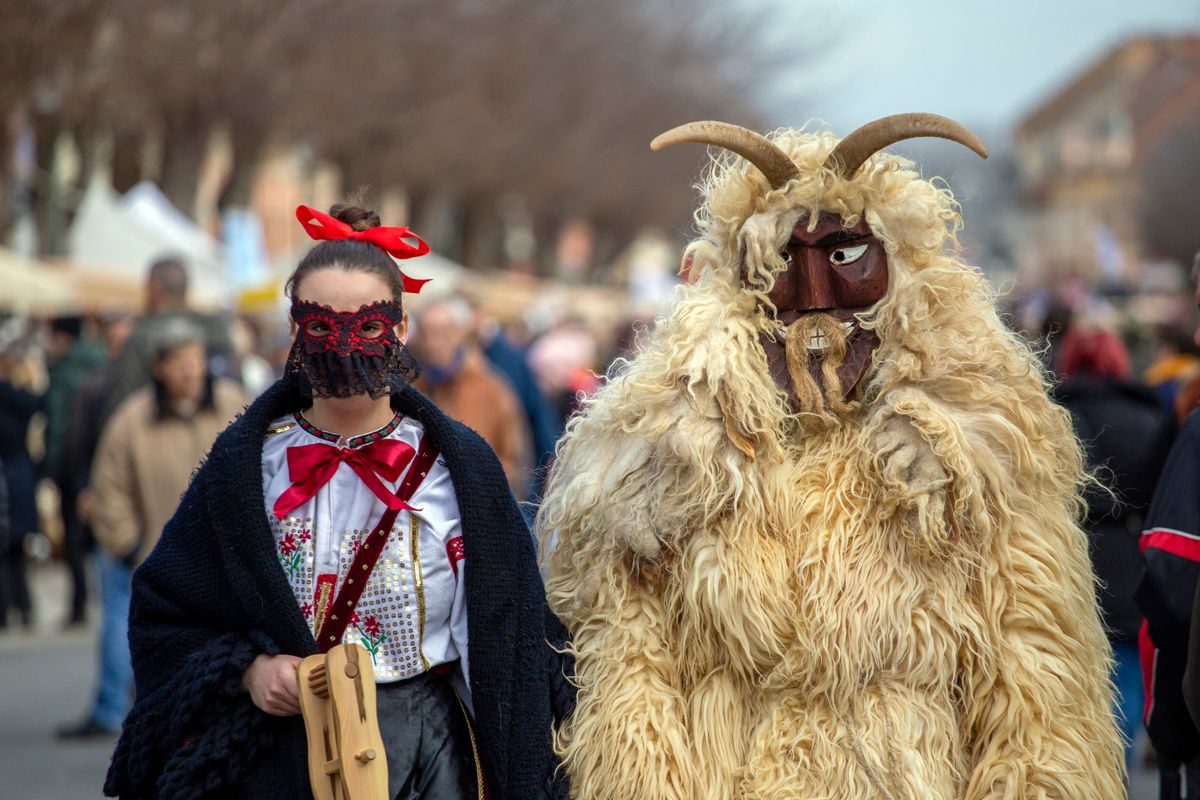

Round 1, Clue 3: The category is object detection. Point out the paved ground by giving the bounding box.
[0,564,114,800]
[0,560,1164,799]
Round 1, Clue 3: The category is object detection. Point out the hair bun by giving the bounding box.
[328,203,381,232]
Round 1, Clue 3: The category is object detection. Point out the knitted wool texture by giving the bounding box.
[104,379,574,799]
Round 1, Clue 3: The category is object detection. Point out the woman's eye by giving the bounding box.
[360,322,385,338]
[305,322,332,336]
[829,243,870,266]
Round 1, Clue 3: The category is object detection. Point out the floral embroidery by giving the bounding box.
[352,613,387,664]
[278,530,307,576]
[301,602,313,620]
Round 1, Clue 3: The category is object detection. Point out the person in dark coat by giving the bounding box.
[104,203,574,800]
[0,343,44,630]
[0,456,9,564]
[477,313,563,504]
[1052,326,1174,767]
[43,315,107,625]
[1137,252,1200,799]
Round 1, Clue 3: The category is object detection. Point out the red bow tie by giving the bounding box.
[273,439,417,520]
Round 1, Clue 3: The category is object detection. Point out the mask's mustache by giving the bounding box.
[783,315,855,415]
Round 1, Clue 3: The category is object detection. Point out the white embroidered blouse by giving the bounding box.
[262,411,470,697]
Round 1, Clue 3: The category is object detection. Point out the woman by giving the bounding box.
[105,204,574,800]
[0,343,43,629]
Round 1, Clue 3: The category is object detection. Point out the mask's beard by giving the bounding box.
[286,338,421,399]
[783,314,857,419]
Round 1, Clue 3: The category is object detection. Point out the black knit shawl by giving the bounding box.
[105,380,574,799]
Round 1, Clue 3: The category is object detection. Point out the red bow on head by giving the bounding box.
[295,205,431,295]
[273,439,418,520]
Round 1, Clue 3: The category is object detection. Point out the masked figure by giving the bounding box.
[538,114,1124,799]
[105,204,574,800]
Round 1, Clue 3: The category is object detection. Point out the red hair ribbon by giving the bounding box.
[295,205,431,294]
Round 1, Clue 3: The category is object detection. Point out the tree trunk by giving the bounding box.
[31,111,65,257]
[460,196,501,271]
[532,214,560,278]
[72,119,100,195]
[0,118,15,241]
[111,128,144,193]
[217,126,264,211]
[159,107,209,219]
[589,227,620,284]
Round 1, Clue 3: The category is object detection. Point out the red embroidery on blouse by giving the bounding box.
[446,537,465,576]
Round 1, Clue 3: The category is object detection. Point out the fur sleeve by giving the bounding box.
[868,384,1126,798]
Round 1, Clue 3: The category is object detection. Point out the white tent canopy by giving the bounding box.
[67,179,228,308]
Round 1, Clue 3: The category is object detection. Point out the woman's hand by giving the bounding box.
[242,654,303,716]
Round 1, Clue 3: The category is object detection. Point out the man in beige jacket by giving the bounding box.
[60,321,244,737]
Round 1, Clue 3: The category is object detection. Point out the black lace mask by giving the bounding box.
[286,300,420,399]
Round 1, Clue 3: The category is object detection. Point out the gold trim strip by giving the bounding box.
[454,691,486,800]
[409,516,430,671]
[313,580,333,634]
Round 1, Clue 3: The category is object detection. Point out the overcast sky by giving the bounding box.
[760,0,1200,138]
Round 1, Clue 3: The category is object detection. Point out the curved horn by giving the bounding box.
[824,113,988,178]
[651,121,801,189]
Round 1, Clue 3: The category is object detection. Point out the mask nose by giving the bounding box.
[796,250,835,311]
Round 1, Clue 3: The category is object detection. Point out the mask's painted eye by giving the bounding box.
[779,250,793,266]
[829,243,869,266]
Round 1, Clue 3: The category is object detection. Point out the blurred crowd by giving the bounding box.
[0,253,628,739]
[6,248,1200,776]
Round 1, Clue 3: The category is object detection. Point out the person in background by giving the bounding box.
[0,457,9,578]
[527,315,601,422]
[0,341,44,630]
[1145,323,1200,419]
[471,298,563,502]
[411,295,531,498]
[231,317,275,399]
[1052,325,1174,768]
[57,320,245,738]
[1039,300,1075,375]
[43,315,106,626]
[59,313,134,627]
[104,257,236,419]
[1137,249,1200,800]
[1170,253,1200,424]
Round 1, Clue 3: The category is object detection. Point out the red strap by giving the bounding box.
[316,437,441,652]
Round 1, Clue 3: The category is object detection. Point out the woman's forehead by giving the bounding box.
[294,268,395,312]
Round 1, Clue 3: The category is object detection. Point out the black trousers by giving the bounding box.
[377,669,480,800]
[57,478,90,622]
[0,537,31,627]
